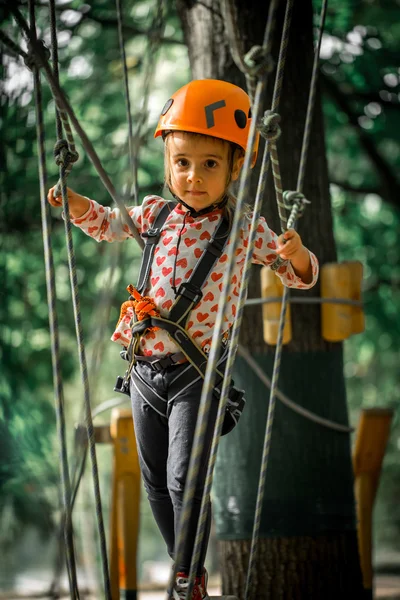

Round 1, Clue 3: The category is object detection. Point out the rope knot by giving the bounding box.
[258,110,281,142]
[24,39,51,71]
[283,190,311,217]
[115,285,160,331]
[244,45,274,77]
[54,139,79,168]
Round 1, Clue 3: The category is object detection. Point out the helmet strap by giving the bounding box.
[168,187,229,218]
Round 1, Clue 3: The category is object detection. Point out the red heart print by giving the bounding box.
[162,299,173,310]
[232,305,237,317]
[193,331,204,339]
[163,236,173,246]
[233,287,239,296]
[113,332,121,340]
[220,254,228,262]
[194,248,202,259]
[203,291,214,302]
[176,258,187,268]
[235,248,243,256]
[154,341,165,352]
[257,223,265,233]
[267,253,276,262]
[187,321,194,329]
[162,267,172,276]
[231,275,238,284]
[147,330,156,339]
[156,256,166,266]
[193,222,202,230]
[267,241,277,249]
[200,231,211,241]
[168,247,177,256]
[208,214,218,221]
[184,238,196,247]
[211,272,223,282]
[88,226,98,234]
[151,276,160,286]
[156,287,166,298]
[170,277,182,286]
[210,304,218,312]
[198,312,209,322]
[185,269,193,278]
[255,237,263,249]
[219,283,223,292]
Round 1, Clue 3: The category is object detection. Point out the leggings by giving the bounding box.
[130,360,218,576]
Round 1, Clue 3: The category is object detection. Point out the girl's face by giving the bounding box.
[166,132,243,212]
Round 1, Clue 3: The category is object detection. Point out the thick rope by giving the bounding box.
[174,3,280,598]
[245,2,329,597]
[237,346,353,433]
[46,0,112,595]
[9,5,144,251]
[29,1,80,595]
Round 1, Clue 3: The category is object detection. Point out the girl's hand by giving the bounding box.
[276,229,302,260]
[277,229,313,283]
[47,186,90,218]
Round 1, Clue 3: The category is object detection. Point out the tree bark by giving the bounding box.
[176,0,364,598]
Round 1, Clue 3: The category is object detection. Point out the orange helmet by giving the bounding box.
[154,79,259,168]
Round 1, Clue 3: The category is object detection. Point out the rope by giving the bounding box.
[8,4,144,250]
[246,296,363,307]
[28,0,80,595]
[47,0,112,595]
[174,3,281,598]
[245,2,329,597]
[115,0,138,205]
[237,346,353,433]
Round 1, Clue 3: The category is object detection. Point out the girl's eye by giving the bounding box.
[177,159,189,167]
[205,160,218,169]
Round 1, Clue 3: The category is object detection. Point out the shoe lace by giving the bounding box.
[173,574,204,599]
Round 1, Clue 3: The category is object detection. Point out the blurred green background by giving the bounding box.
[1,0,399,594]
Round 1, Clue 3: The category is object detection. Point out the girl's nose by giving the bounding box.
[187,167,202,183]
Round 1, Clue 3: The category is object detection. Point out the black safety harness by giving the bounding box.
[114,201,245,435]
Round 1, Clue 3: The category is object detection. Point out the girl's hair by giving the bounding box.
[163,130,249,226]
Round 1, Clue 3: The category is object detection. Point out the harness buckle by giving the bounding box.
[177,282,203,304]
[141,227,160,243]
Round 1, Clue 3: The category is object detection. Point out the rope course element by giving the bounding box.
[27,0,80,596]
[47,0,112,595]
[245,2,329,598]
[236,348,353,434]
[116,0,165,206]
[6,4,144,251]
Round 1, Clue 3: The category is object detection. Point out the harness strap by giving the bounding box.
[131,316,225,382]
[168,215,230,326]
[136,201,175,295]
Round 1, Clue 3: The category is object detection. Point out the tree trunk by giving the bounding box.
[176,0,364,598]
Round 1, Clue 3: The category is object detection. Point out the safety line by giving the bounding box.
[245,295,363,307]
[29,0,80,594]
[245,2,329,598]
[237,346,353,433]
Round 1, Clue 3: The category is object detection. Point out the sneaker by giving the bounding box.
[171,569,209,600]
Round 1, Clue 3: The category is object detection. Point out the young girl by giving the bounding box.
[48,79,318,600]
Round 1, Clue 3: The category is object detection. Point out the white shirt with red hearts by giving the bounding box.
[71,195,319,357]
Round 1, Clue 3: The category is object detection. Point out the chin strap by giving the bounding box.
[170,189,229,218]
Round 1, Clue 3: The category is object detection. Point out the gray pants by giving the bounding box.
[130,360,218,576]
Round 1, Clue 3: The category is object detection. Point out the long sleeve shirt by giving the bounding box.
[71,195,319,357]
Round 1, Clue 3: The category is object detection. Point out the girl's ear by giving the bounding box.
[231,154,245,181]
